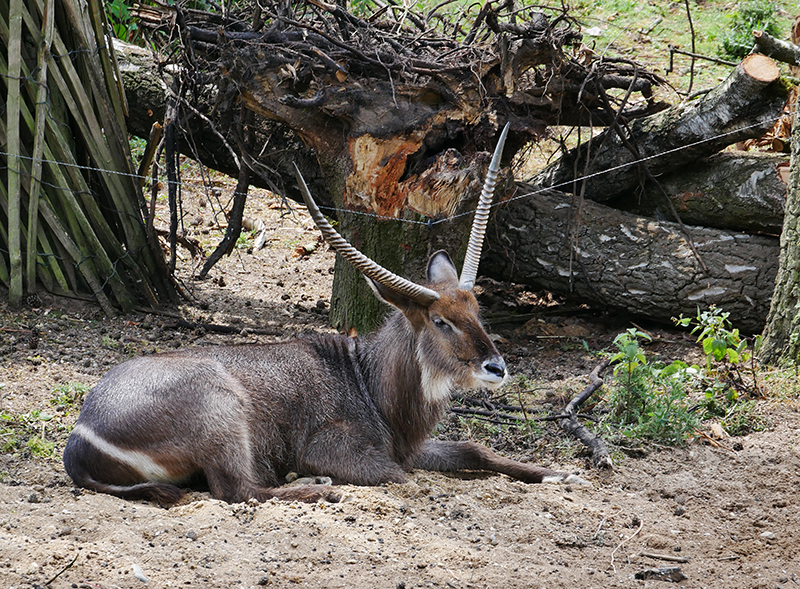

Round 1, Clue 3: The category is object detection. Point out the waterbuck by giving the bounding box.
[63,125,585,505]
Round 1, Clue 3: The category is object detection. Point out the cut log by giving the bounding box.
[529,55,789,202]
[483,186,779,332]
[614,152,788,234]
[752,30,800,67]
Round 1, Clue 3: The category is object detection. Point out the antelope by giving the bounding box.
[63,125,585,505]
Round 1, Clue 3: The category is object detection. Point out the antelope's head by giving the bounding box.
[294,125,510,398]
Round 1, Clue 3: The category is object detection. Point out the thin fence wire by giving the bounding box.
[0,111,790,233]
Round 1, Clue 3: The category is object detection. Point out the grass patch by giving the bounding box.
[1,382,88,459]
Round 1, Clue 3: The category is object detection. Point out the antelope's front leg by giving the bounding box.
[413,440,588,484]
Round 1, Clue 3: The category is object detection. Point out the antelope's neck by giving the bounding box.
[361,315,451,464]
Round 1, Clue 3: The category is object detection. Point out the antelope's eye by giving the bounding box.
[432,316,451,331]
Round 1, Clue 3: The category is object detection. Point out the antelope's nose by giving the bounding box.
[483,357,506,379]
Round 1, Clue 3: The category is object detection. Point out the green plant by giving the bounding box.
[237,229,256,250]
[50,382,89,415]
[26,436,56,458]
[605,329,700,445]
[1,409,21,452]
[719,0,781,58]
[0,382,86,458]
[676,305,762,396]
[106,0,138,41]
[674,306,766,436]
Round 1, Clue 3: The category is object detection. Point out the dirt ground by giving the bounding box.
[2,180,800,589]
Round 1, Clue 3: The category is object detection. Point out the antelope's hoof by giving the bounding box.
[542,472,592,486]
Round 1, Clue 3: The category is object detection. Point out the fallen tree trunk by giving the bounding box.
[117,34,783,330]
[483,186,779,332]
[529,54,790,202]
[614,152,788,234]
[129,1,667,333]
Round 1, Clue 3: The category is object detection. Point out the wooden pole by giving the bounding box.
[7,0,23,306]
[25,0,55,294]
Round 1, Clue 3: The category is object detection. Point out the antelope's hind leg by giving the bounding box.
[199,429,341,504]
[298,423,407,487]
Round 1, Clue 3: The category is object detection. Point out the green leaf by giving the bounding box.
[711,339,728,361]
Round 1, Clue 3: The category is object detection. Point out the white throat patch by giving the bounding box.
[420,364,454,403]
[416,346,454,403]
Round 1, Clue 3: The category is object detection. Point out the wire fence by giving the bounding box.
[1,110,791,233]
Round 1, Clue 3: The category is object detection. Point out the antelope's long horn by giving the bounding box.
[459,122,510,290]
[293,164,440,306]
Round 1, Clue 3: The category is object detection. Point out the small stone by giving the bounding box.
[760,531,776,540]
[258,576,271,586]
[186,530,198,541]
[132,563,149,583]
[27,493,40,503]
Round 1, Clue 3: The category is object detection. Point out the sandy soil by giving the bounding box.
[2,181,800,589]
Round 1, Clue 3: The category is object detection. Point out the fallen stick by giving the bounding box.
[558,358,614,469]
[752,30,800,67]
[637,551,691,563]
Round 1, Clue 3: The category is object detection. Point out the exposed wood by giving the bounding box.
[7,0,23,306]
[483,186,779,332]
[753,30,800,67]
[0,0,177,312]
[25,0,54,294]
[615,152,788,234]
[529,54,789,203]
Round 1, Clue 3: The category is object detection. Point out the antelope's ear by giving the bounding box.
[365,276,423,314]
[427,251,458,287]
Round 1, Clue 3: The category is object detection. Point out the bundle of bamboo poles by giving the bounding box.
[1,0,176,314]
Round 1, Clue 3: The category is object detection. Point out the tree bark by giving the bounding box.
[614,152,788,235]
[529,55,789,203]
[761,93,800,363]
[483,186,779,332]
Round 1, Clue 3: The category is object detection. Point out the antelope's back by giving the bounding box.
[71,335,373,445]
